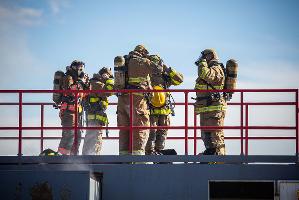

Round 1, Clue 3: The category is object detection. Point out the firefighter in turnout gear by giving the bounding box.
[117,45,159,155]
[56,60,89,155]
[145,55,183,155]
[82,67,114,155]
[194,49,227,155]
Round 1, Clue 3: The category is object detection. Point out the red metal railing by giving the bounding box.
[0,89,298,156]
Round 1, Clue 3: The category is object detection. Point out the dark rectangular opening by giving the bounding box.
[209,181,274,199]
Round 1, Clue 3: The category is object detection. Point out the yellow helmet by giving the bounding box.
[150,85,166,108]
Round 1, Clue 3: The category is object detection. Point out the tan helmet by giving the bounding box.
[99,67,113,78]
[114,56,125,67]
[134,44,149,55]
[149,54,161,65]
[201,49,218,60]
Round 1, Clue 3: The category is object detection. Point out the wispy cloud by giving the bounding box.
[0,4,50,89]
[48,0,70,15]
[240,61,299,89]
[0,5,43,26]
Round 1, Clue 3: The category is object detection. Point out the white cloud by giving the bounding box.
[0,5,51,89]
[0,5,43,27]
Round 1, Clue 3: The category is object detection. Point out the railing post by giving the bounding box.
[240,92,244,155]
[194,108,197,155]
[129,92,133,154]
[296,90,298,155]
[40,104,44,153]
[184,92,188,155]
[74,91,78,155]
[18,92,23,156]
[245,104,249,155]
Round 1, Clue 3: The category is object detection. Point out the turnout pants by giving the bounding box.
[58,110,82,155]
[200,111,226,155]
[145,114,170,154]
[117,95,150,155]
[82,119,103,155]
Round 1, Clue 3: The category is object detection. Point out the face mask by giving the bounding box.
[195,57,202,66]
[78,71,84,78]
[102,73,109,81]
[72,64,84,77]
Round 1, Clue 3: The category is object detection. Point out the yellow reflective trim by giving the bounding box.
[90,98,109,108]
[128,77,147,84]
[132,93,144,97]
[195,84,206,90]
[199,66,209,79]
[87,115,95,120]
[119,150,145,155]
[151,108,172,115]
[90,97,99,103]
[119,151,129,155]
[171,79,181,86]
[96,115,108,124]
[101,100,108,108]
[169,69,176,78]
[195,105,226,113]
[106,79,114,85]
[132,150,145,155]
[195,84,224,90]
[106,85,113,90]
[88,114,108,124]
[78,105,83,113]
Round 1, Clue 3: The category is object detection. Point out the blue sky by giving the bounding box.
[0,0,299,89]
[0,0,298,155]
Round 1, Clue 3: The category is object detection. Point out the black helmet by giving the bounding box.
[71,60,85,68]
[70,60,85,77]
[98,67,113,78]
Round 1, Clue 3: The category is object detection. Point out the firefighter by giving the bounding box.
[117,45,160,155]
[82,67,114,155]
[194,49,227,155]
[145,55,183,155]
[57,60,89,155]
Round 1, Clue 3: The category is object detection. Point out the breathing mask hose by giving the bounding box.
[169,94,176,116]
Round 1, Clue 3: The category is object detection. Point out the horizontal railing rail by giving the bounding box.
[0,89,298,157]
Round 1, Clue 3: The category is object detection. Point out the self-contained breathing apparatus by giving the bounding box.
[83,69,113,137]
[52,61,88,109]
[147,55,177,117]
[114,53,150,90]
[161,74,176,117]
[193,53,238,104]
[53,70,65,105]
[113,55,128,94]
